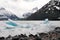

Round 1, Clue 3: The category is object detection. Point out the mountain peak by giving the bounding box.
[0,7,20,20]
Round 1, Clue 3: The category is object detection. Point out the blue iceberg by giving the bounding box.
[6,21,18,27]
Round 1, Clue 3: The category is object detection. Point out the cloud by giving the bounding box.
[0,0,50,18]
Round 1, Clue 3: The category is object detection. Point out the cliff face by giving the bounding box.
[26,0,60,20]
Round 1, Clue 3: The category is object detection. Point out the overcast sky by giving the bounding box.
[0,0,50,18]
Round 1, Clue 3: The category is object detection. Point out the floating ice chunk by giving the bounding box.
[6,21,18,27]
[5,27,15,30]
[44,19,49,24]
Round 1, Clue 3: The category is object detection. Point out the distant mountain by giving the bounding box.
[26,0,60,20]
[0,7,20,20]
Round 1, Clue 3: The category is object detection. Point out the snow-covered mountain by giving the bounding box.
[27,0,60,20]
[0,0,60,20]
[0,7,20,20]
